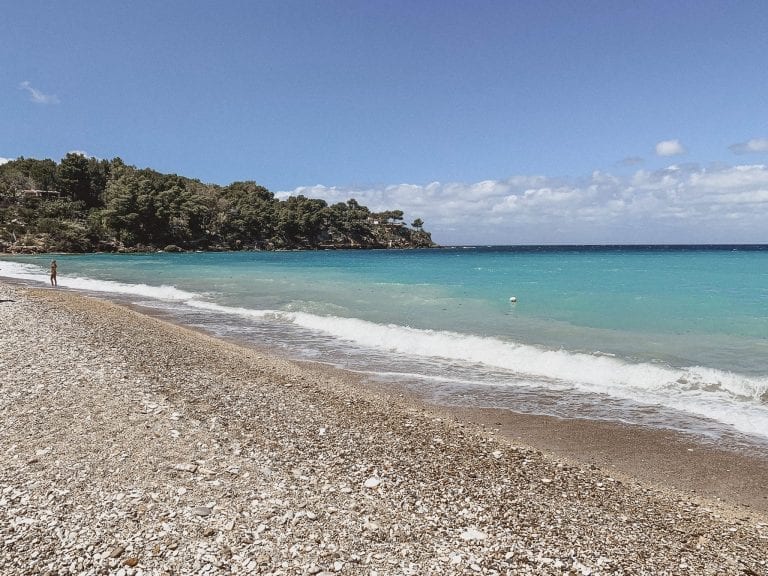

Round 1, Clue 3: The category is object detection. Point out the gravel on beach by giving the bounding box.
[1,282,767,575]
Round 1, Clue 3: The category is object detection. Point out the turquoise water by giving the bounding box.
[2,246,767,446]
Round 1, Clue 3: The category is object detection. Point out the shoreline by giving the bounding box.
[2,281,768,574]
[108,289,768,516]
[7,278,768,516]
[317,369,768,516]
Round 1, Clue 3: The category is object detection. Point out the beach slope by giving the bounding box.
[1,283,766,575]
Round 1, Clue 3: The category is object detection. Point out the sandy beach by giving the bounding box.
[1,281,767,575]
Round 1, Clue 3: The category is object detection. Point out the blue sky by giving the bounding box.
[2,0,768,244]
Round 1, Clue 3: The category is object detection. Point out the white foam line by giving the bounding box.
[0,260,197,301]
[183,299,768,438]
[3,259,767,439]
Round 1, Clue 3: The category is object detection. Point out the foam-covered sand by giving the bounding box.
[1,281,767,575]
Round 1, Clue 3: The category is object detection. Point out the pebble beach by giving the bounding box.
[1,281,767,575]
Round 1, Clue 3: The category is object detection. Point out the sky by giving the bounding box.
[2,0,768,245]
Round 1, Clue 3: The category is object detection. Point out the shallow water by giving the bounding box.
[2,246,767,448]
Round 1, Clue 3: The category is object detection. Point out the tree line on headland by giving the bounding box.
[0,154,434,253]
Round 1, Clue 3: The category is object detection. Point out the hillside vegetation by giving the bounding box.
[0,154,434,253]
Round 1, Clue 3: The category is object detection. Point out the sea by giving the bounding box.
[2,246,767,451]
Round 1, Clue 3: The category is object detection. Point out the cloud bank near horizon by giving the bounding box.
[278,163,768,245]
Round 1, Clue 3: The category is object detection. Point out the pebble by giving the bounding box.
[1,283,767,576]
[364,477,381,489]
[363,520,381,532]
[109,546,126,558]
[460,528,487,541]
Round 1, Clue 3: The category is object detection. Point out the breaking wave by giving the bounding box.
[3,259,767,440]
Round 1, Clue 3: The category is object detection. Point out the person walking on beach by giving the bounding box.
[50,259,57,287]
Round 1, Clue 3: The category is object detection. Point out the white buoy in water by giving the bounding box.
[509,296,517,303]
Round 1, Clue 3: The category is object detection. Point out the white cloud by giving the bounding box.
[0,157,11,165]
[19,81,59,104]
[688,164,768,191]
[729,138,768,155]
[278,164,768,244]
[655,139,686,157]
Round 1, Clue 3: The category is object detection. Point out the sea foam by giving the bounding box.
[220,307,765,439]
[2,259,767,440]
[175,295,768,438]
[0,260,197,301]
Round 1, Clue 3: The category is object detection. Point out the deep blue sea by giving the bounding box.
[3,246,767,448]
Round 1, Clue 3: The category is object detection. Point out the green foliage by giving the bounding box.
[0,155,433,252]
[218,181,276,247]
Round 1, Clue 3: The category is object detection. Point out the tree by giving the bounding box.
[87,157,111,204]
[0,157,57,195]
[58,153,98,207]
[275,195,328,246]
[219,181,276,247]
[0,155,431,251]
[411,218,424,230]
[377,209,404,224]
[100,165,143,244]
